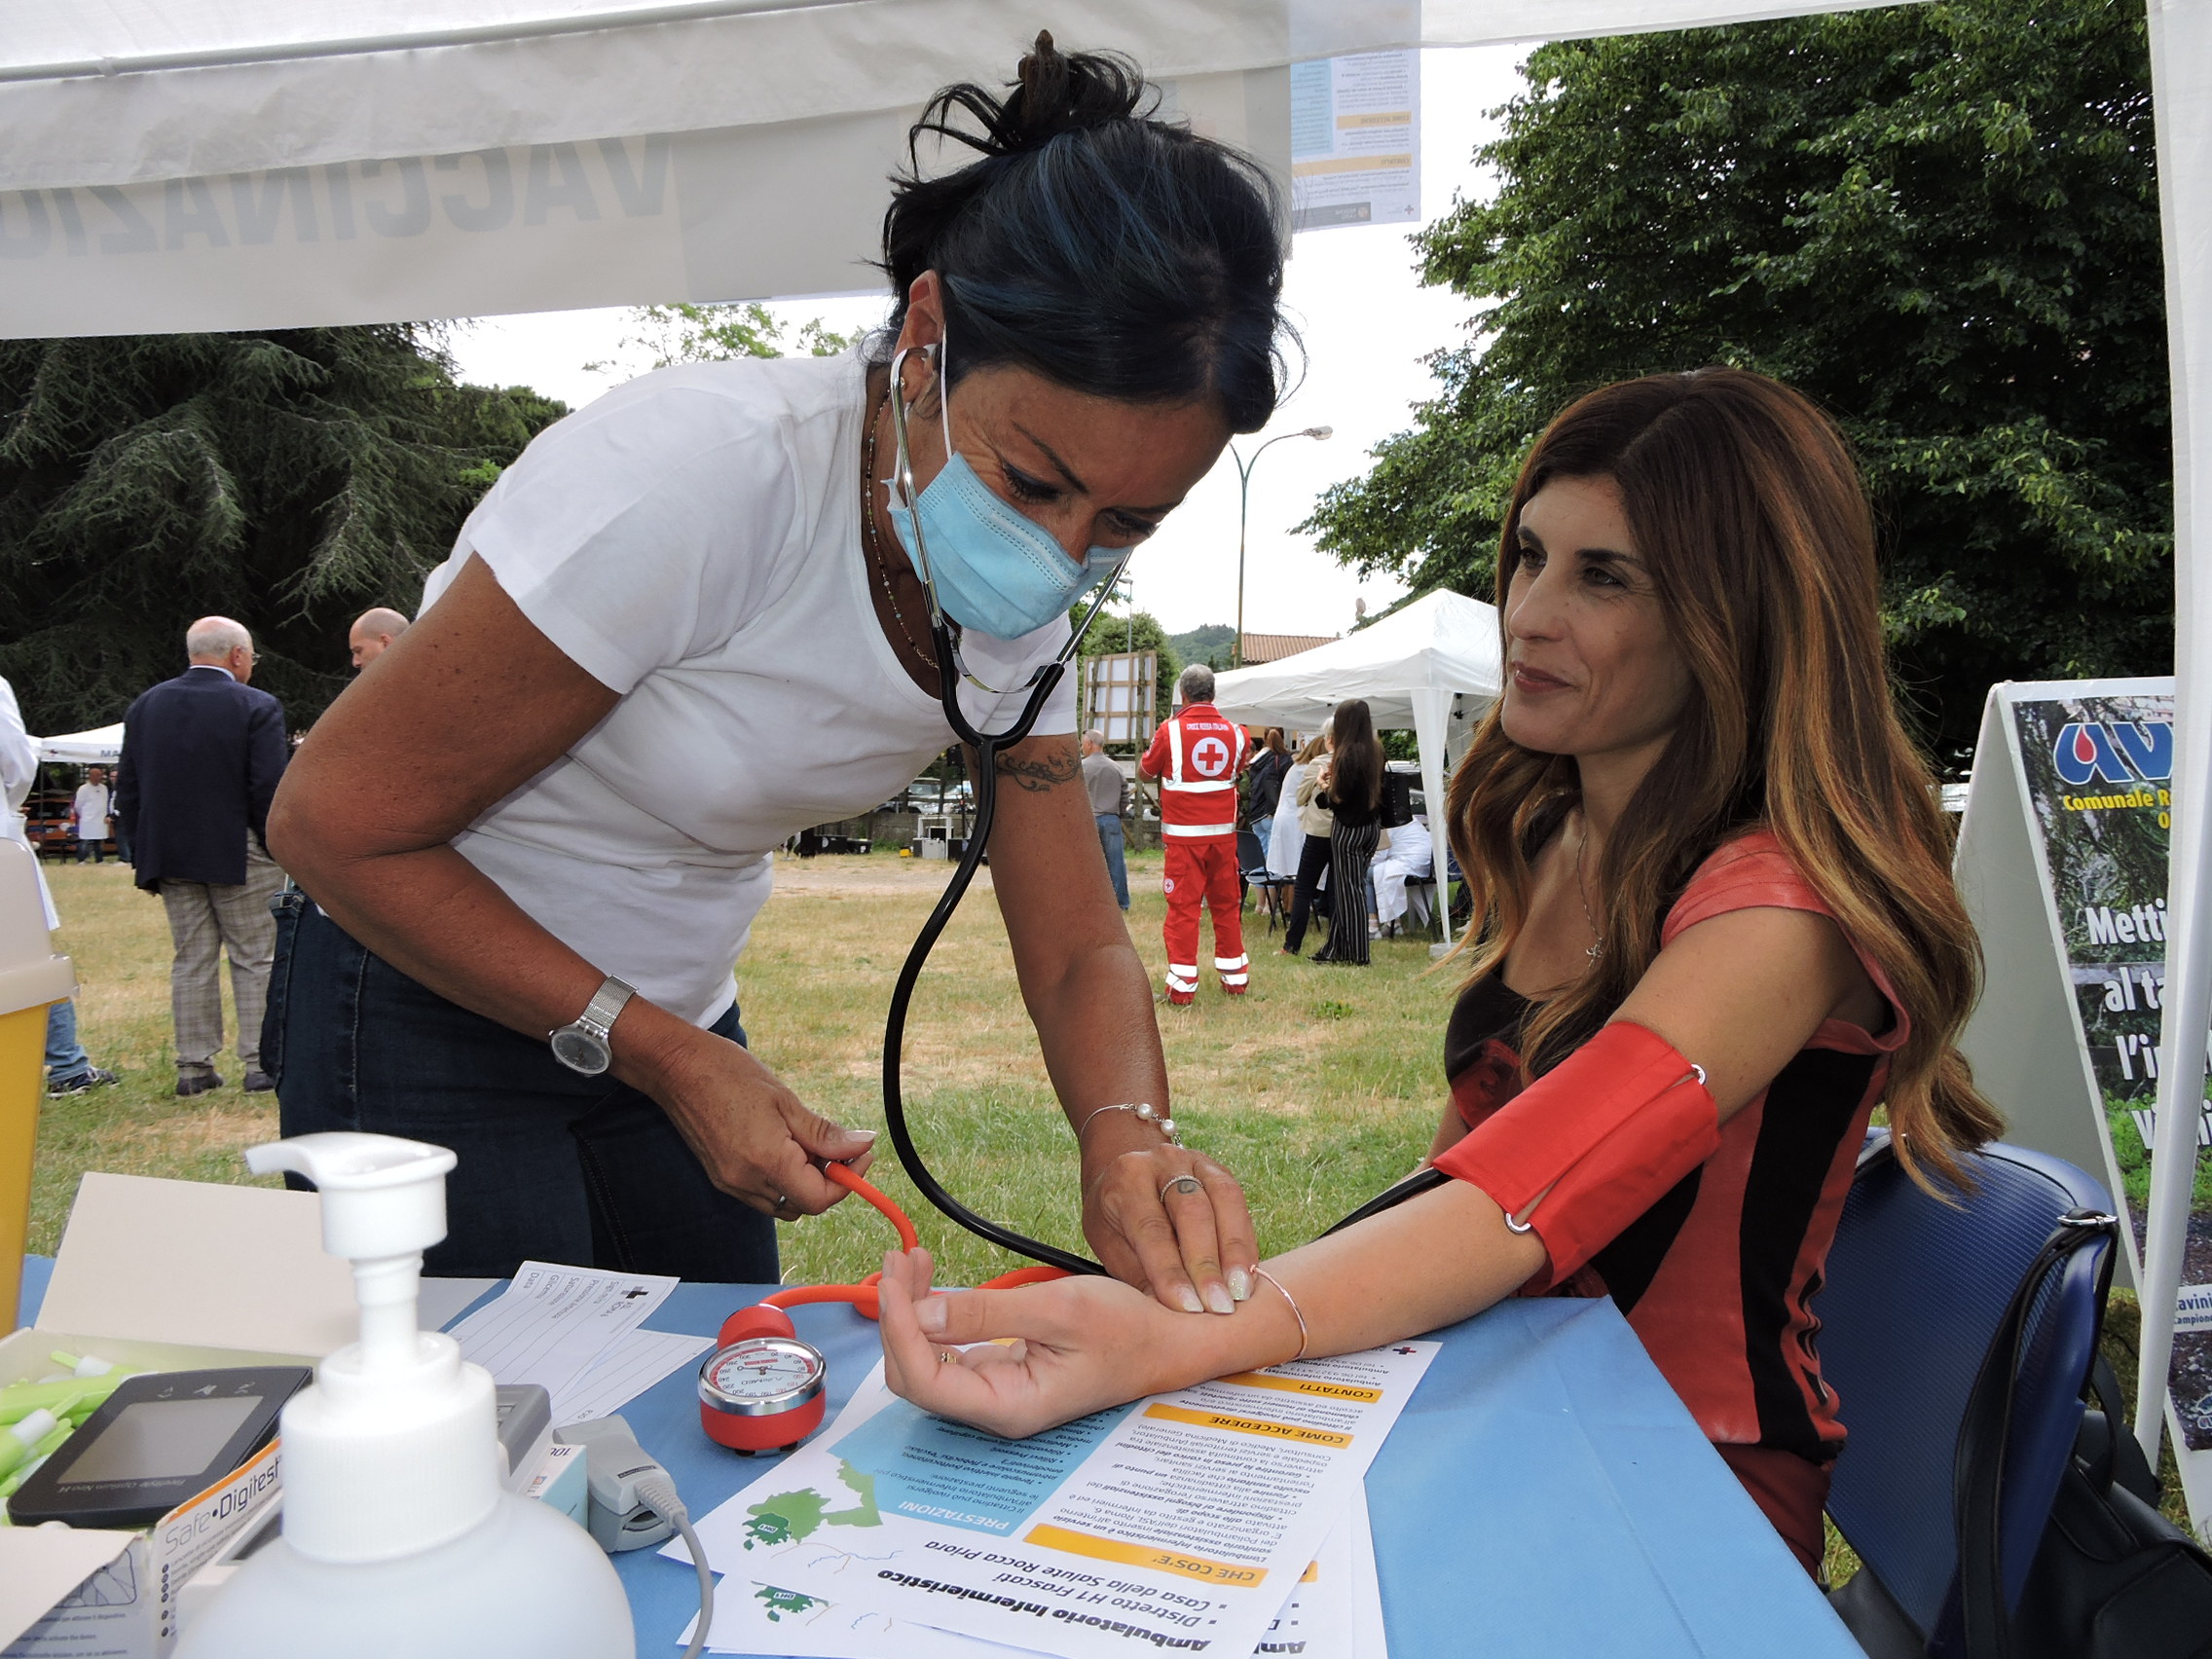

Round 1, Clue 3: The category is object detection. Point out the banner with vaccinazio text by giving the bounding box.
[0,70,1288,337]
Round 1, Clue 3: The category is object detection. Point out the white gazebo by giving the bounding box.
[33,724,124,765]
[1212,589,1502,907]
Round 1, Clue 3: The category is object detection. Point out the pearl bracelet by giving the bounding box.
[1076,1101,1181,1147]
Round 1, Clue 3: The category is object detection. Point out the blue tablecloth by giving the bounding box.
[17,1258,1860,1656]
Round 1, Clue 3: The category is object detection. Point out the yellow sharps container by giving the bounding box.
[0,838,74,1332]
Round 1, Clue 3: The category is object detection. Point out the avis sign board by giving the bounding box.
[1955,678,2212,1534]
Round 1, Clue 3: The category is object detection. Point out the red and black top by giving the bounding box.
[1443,831,1907,1469]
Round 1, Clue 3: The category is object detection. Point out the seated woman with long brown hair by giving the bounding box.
[872,367,2003,1577]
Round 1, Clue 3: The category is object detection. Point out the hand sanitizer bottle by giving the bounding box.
[176,1133,634,1659]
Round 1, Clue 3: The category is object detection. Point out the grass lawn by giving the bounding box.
[29,849,1457,1286]
[30,858,282,1254]
[26,848,2190,1565]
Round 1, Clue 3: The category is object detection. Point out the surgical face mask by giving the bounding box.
[886,346,1124,642]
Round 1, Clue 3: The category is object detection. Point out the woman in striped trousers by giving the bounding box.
[1313,699,1385,966]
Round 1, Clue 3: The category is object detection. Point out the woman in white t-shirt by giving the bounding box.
[264,37,1286,1310]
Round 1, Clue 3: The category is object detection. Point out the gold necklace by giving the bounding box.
[1573,813,1604,962]
[860,383,935,671]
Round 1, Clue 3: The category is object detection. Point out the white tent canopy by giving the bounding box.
[1212,588,1501,940]
[4,0,2209,1493]
[0,0,1919,337]
[1210,588,1500,733]
[33,724,124,765]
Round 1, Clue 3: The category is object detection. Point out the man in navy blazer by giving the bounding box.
[115,617,290,1096]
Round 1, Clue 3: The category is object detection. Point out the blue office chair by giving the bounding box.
[1819,1130,2117,1657]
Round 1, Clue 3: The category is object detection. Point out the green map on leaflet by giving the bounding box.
[753,1585,823,1622]
[742,1461,882,1548]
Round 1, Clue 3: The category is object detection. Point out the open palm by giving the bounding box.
[875,1248,1190,1437]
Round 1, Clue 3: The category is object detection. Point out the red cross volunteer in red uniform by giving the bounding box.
[1140,665,1251,1005]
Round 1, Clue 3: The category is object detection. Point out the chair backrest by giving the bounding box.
[1818,1131,2113,1648]
[1235,829,1267,874]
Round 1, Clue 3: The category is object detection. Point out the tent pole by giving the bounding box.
[1410,689,1453,948]
[2134,0,2212,1481]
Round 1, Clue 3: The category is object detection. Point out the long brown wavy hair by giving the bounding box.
[1446,368,2001,1187]
[1325,699,1384,816]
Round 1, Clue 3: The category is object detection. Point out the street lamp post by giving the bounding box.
[1232,425,1333,669]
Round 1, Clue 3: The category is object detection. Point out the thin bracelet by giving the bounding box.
[1075,1101,1182,1147]
[1250,1268,1309,1362]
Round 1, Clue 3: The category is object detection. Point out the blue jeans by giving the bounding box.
[44,1000,91,1086]
[264,892,779,1282]
[1095,814,1130,910]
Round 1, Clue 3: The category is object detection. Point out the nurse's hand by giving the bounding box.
[637,1026,877,1219]
[1081,1138,1258,1317]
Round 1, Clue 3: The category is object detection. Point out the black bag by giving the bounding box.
[1955,1210,2212,1659]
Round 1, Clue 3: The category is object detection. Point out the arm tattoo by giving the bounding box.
[992,744,1082,793]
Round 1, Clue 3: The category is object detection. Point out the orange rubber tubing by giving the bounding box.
[822,1161,920,1251]
[765,1279,884,1318]
[755,1163,1070,1321]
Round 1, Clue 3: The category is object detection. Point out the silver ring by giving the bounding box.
[773,1193,790,1212]
[1159,1174,1204,1203]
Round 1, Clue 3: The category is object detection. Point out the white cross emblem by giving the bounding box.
[1191,735,1231,776]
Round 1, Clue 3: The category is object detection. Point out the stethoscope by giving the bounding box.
[875,344,1445,1279]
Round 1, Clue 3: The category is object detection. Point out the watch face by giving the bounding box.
[700,1338,826,1417]
[551,1026,611,1075]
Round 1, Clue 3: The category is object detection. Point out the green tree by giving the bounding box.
[440,381,571,492]
[1306,0,2167,762]
[0,326,565,734]
[1168,623,1237,673]
[591,302,859,372]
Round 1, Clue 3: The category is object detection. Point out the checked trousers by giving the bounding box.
[1161,835,1248,1000]
[158,839,284,1077]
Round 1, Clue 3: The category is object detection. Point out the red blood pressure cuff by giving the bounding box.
[1432,1020,1718,1291]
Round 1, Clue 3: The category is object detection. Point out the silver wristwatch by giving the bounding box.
[548,976,636,1076]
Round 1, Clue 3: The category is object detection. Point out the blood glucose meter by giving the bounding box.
[7,1366,312,1529]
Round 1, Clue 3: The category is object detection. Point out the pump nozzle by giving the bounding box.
[246,1133,458,1373]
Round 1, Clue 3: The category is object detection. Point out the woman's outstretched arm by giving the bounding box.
[878,903,1875,1436]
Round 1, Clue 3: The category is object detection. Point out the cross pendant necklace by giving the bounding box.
[1574,813,1604,962]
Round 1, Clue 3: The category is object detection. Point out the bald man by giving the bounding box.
[115,617,289,1095]
[349,608,411,670]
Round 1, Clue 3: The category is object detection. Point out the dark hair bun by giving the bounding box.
[880,31,1289,433]
[924,33,1151,160]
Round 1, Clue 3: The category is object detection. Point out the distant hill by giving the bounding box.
[1167,624,1236,670]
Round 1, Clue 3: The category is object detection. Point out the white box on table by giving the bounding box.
[0,1171,354,1658]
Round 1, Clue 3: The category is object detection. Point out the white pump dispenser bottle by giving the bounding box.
[174,1132,634,1659]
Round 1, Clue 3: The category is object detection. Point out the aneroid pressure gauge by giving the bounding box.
[699,1307,826,1454]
